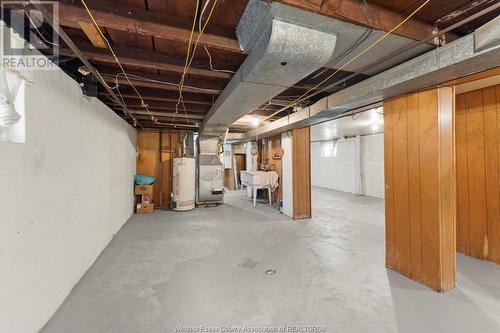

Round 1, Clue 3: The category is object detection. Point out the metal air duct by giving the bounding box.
[199,0,338,137]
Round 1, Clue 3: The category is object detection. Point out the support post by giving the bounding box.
[292,127,312,219]
[384,87,456,292]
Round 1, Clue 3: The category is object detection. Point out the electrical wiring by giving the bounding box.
[101,87,139,127]
[102,72,221,94]
[308,0,373,81]
[96,70,121,90]
[173,0,201,125]
[198,0,235,74]
[262,0,431,122]
[198,0,211,31]
[175,0,219,124]
[25,12,60,47]
[204,46,236,74]
[80,0,157,125]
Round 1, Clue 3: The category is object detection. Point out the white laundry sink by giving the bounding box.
[240,171,272,187]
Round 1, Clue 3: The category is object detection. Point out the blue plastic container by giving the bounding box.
[134,174,156,185]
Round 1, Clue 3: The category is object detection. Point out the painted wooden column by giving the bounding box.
[292,127,312,219]
[384,87,456,292]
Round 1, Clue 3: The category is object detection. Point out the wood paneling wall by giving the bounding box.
[292,127,311,219]
[136,131,180,208]
[384,87,456,291]
[261,135,283,204]
[456,84,500,264]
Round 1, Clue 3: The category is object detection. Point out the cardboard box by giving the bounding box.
[135,184,153,196]
[142,194,153,204]
[136,202,154,214]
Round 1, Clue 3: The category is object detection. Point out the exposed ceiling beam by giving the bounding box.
[56,0,241,53]
[292,82,343,93]
[106,77,222,95]
[271,0,458,43]
[107,100,209,113]
[28,1,140,127]
[132,122,200,129]
[78,22,107,48]
[99,92,214,105]
[59,44,234,79]
[98,69,224,95]
[435,0,496,26]
[125,111,205,120]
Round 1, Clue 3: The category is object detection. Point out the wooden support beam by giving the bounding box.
[384,87,456,292]
[272,0,458,43]
[100,70,224,95]
[56,0,241,53]
[125,111,205,120]
[108,99,209,113]
[137,122,199,130]
[78,22,107,48]
[59,44,234,79]
[99,92,213,105]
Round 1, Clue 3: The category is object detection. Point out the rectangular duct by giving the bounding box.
[200,0,338,137]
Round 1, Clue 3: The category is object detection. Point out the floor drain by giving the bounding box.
[239,258,261,269]
[265,269,277,275]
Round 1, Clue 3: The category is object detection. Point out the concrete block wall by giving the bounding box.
[0,66,136,332]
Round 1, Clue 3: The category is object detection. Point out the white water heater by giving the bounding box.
[172,157,196,211]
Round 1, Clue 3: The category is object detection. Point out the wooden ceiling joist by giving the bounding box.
[59,44,234,79]
[108,100,209,113]
[78,22,107,48]
[272,0,458,42]
[100,70,224,95]
[57,0,241,53]
[107,77,222,95]
[132,121,200,129]
[125,111,205,120]
[99,92,214,106]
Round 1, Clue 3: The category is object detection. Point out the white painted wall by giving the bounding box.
[311,137,357,194]
[311,133,384,198]
[281,132,293,217]
[361,133,385,198]
[0,67,136,331]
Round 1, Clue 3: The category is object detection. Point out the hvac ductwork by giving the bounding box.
[199,0,338,138]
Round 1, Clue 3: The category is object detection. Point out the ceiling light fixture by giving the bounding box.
[251,117,260,127]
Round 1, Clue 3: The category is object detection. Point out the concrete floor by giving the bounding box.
[43,187,500,333]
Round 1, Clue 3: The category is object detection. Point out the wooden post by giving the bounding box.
[292,127,312,219]
[384,87,456,292]
[456,84,500,264]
